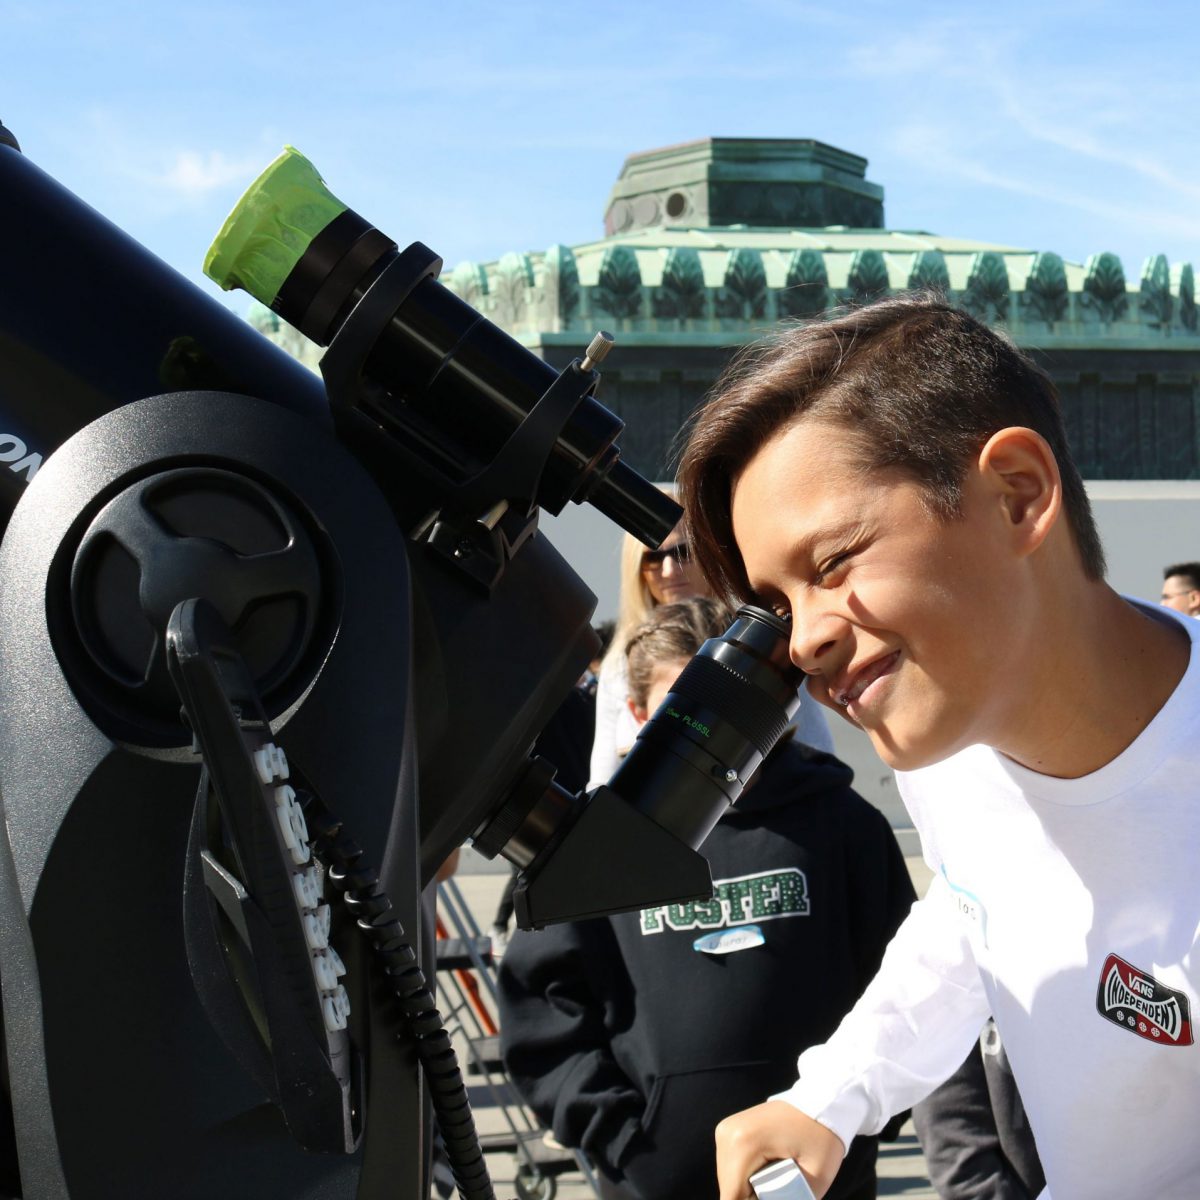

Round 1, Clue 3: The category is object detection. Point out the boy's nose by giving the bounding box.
[788,611,848,678]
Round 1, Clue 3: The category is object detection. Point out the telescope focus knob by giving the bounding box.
[580,330,615,372]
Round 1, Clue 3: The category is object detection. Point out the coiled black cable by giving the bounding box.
[300,790,495,1200]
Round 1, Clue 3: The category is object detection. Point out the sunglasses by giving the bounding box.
[641,542,692,570]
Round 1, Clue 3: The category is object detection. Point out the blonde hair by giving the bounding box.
[602,484,689,673]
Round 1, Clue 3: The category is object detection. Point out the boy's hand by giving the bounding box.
[715,1101,844,1200]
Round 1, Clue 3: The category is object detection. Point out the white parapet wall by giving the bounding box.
[1087,480,1200,600]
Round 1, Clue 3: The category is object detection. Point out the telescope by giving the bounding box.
[0,128,805,1199]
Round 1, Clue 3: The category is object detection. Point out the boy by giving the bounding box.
[676,295,1199,1200]
[497,597,915,1200]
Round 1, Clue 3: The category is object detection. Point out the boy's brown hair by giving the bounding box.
[677,294,1105,603]
[624,596,732,709]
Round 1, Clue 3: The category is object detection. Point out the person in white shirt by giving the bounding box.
[1160,562,1200,617]
[676,294,1199,1200]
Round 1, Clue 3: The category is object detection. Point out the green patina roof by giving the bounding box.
[244,137,1198,358]
[550,225,1034,288]
[438,139,1197,353]
[605,137,885,235]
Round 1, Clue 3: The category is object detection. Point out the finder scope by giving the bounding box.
[206,147,677,548]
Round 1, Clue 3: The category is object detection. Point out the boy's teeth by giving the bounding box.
[842,653,896,705]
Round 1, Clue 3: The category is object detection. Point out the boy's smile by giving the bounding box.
[836,648,901,711]
[730,416,1024,772]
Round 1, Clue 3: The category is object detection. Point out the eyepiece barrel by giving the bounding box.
[478,605,805,925]
[609,605,804,850]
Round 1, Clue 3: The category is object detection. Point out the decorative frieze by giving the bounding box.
[442,241,1198,343]
[1020,252,1069,326]
[779,248,831,318]
[653,247,706,320]
[961,252,1010,323]
[1081,252,1129,324]
[593,245,643,319]
[715,248,767,320]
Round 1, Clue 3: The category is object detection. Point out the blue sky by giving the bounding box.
[4,0,1196,316]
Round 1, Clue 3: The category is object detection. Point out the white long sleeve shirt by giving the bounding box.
[776,603,1200,1199]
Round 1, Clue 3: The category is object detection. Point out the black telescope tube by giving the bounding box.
[0,141,331,540]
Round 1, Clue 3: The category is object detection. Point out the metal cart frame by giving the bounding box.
[436,877,603,1200]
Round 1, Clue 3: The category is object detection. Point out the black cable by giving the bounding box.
[299,790,496,1200]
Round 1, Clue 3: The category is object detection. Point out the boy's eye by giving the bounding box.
[814,552,851,584]
[751,590,791,622]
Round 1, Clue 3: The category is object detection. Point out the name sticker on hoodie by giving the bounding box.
[693,925,765,955]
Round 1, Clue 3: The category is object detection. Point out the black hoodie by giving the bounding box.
[498,742,916,1200]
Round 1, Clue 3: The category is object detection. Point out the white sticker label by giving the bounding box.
[693,924,765,955]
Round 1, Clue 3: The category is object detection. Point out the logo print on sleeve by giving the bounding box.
[1095,953,1193,1046]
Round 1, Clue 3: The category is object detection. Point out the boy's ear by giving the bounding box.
[627,697,650,726]
[976,426,1062,558]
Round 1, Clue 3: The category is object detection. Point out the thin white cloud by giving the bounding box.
[75,109,271,212]
[833,11,1199,259]
[843,17,1018,80]
[149,149,263,196]
[995,82,1200,203]
[892,123,1200,250]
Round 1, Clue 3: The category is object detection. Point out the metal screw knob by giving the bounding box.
[580,330,615,372]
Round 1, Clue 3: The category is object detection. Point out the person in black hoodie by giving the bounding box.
[497,598,916,1200]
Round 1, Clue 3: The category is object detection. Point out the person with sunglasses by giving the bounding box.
[587,512,832,789]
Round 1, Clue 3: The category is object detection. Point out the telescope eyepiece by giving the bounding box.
[609,604,805,851]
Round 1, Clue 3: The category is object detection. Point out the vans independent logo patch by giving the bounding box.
[1096,954,1193,1047]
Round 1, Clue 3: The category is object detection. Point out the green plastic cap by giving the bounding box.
[204,145,346,306]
